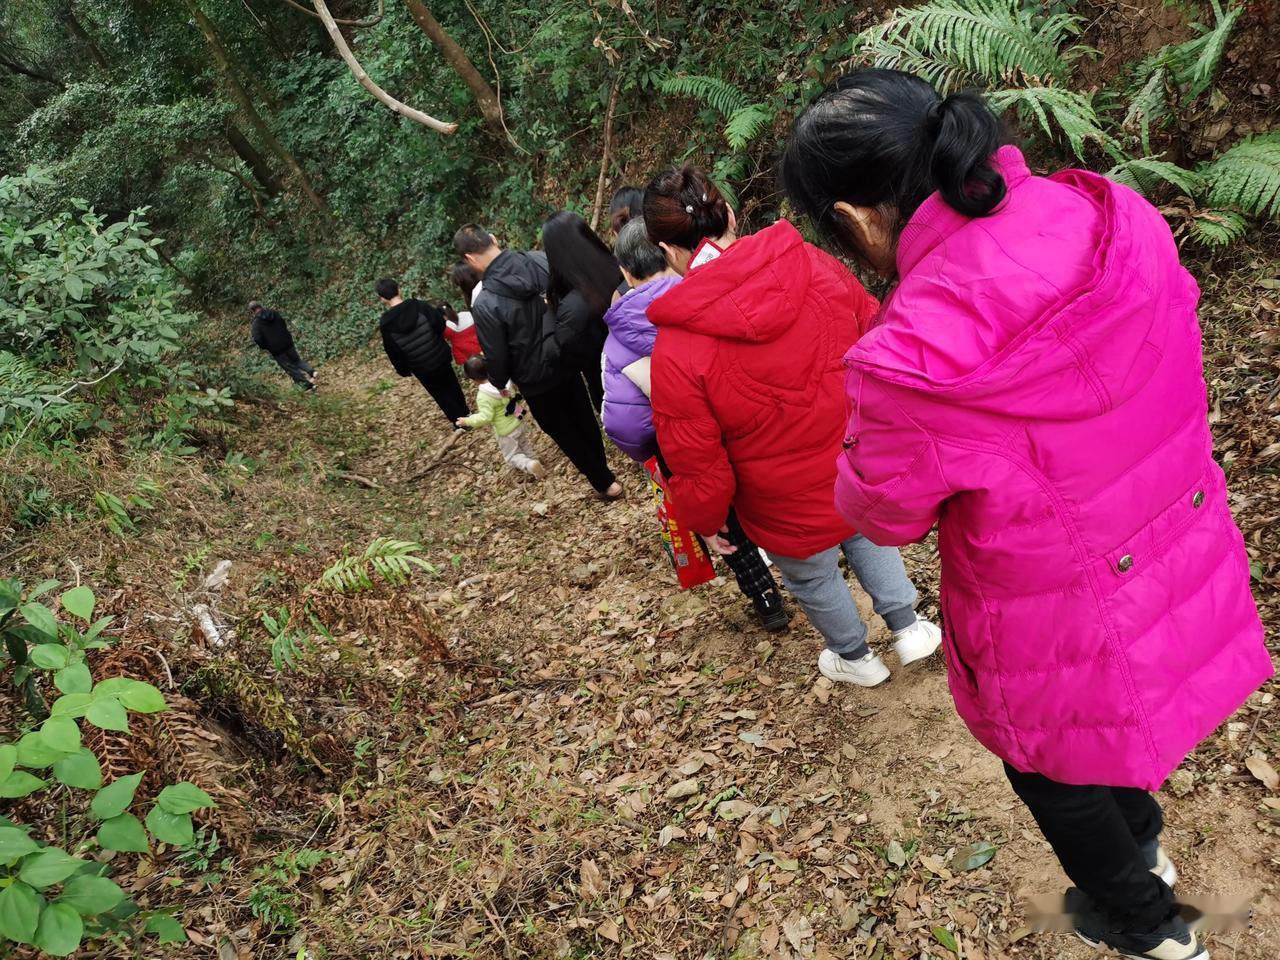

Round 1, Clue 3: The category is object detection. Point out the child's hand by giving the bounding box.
[455,418,467,428]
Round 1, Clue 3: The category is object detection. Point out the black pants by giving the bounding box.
[580,359,605,414]
[526,376,616,492]
[654,447,778,601]
[1004,763,1175,931]
[413,364,470,424]
[271,347,315,388]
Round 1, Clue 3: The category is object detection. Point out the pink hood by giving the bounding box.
[837,147,1271,789]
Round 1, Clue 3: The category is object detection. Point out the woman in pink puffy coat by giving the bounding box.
[782,69,1271,960]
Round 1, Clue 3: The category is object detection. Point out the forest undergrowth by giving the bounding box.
[1,245,1277,958]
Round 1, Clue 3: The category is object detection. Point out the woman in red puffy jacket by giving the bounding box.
[644,166,941,686]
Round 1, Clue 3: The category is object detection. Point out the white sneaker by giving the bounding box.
[892,619,942,666]
[818,648,890,687]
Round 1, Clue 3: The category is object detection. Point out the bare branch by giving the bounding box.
[281,0,383,27]
[311,0,457,134]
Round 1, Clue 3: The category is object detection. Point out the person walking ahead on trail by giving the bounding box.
[782,68,1272,960]
[454,224,622,501]
[249,301,315,390]
[603,216,789,633]
[643,165,941,683]
[455,355,546,480]
[375,278,470,426]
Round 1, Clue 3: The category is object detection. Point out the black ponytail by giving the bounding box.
[781,69,1008,258]
[930,91,1006,217]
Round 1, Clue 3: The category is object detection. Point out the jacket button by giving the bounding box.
[1117,554,1134,573]
[1192,490,1205,508]
[842,436,857,450]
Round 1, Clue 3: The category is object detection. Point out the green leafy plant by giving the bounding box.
[0,581,214,955]
[1123,1,1241,153]
[247,848,330,935]
[318,537,436,593]
[261,606,314,672]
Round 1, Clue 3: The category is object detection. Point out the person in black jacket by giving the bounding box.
[375,278,470,426]
[250,301,315,389]
[454,223,621,499]
[543,211,623,413]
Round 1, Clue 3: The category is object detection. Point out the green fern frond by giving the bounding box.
[658,74,748,118]
[1123,67,1170,156]
[1200,134,1280,221]
[988,86,1110,161]
[724,104,773,151]
[318,537,436,593]
[710,154,747,210]
[1105,157,1204,198]
[853,0,1084,92]
[1180,0,1242,99]
[1188,209,1249,247]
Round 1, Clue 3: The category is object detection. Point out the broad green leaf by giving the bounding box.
[0,825,39,865]
[85,698,128,732]
[50,693,94,718]
[96,814,149,853]
[933,926,959,954]
[145,806,193,847]
[0,881,41,944]
[92,772,144,820]
[0,772,47,798]
[118,679,166,713]
[39,716,81,753]
[156,782,214,814]
[17,731,66,767]
[0,743,15,782]
[59,586,94,622]
[145,912,187,944]
[19,602,57,638]
[949,840,997,872]
[29,643,70,670]
[90,677,131,698]
[54,662,93,695]
[18,848,85,889]
[57,875,124,915]
[35,901,84,956]
[64,273,85,302]
[53,749,102,790]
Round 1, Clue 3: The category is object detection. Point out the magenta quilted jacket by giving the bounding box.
[836,147,1272,789]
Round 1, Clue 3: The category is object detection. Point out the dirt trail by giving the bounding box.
[289,352,1278,959]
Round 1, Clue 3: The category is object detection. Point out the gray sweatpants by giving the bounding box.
[495,425,539,474]
[770,535,918,659]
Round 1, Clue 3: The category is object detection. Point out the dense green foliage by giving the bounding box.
[0,582,207,955]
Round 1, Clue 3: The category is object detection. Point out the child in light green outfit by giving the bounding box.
[456,355,546,479]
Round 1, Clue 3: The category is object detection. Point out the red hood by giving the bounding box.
[647,220,811,343]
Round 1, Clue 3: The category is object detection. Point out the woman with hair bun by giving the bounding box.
[782,67,1270,960]
[643,164,941,688]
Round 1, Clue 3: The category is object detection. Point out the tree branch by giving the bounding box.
[311,0,457,134]
[282,0,383,27]
[589,80,620,232]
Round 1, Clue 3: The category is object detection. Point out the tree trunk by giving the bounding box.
[183,0,326,212]
[312,0,457,134]
[589,81,620,232]
[226,122,283,196]
[0,33,63,88]
[404,0,503,130]
[61,5,110,71]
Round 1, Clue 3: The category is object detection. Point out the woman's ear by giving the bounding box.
[726,206,738,235]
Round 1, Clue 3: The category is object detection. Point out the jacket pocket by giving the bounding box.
[1105,462,1219,578]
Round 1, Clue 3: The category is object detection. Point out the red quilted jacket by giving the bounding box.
[648,219,878,557]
